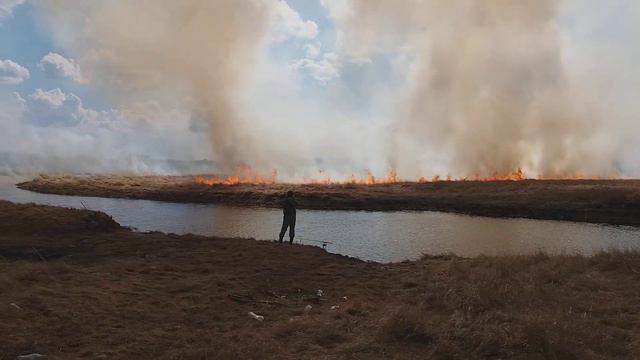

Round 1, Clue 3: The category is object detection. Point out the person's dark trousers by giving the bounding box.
[278,216,296,243]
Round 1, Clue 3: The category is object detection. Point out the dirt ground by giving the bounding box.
[1,200,640,359]
[18,175,640,227]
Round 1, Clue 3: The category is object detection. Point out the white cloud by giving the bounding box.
[1,89,212,173]
[292,39,371,84]
[290,52,341,83]
[291,42,349,84]
[0,59,29,84]
[303,43,321,59]
[0,0,25,22]
[319,0,351,21]
[22,88,86,127]
[39,52,86,83]
[269,0,318,42]
[19,88,117,129]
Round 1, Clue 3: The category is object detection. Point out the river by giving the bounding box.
[1,176,639,262]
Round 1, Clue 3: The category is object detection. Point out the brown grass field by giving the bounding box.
[18,175,640,227]
[1,200,640,359]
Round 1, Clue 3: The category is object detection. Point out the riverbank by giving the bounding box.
[1,200,639,359]
[18,175,640,227]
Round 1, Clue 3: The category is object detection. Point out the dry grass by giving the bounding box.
[0,200,120,236]
[19,175,640,226]
[1,201,639,359]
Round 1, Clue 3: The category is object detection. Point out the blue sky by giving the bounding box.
[0,0,397,126]
[0,0,338,111]
[0,0,404,119]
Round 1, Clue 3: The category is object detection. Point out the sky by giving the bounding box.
[0,0,638,178]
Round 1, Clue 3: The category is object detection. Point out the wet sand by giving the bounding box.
[18,175,640,226]
[1,200,640,359]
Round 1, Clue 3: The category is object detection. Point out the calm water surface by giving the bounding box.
[2,176,639,262]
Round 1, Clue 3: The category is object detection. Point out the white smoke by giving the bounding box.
[325,0,621,178]
[4,0,636,179]
[34,1,274,171]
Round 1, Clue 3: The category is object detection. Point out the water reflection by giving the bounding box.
[1,176,639,262]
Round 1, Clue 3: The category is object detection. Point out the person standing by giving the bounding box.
[278,191,296,244]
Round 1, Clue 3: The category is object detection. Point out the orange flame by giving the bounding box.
[194,166,277,186]
[194,167,616,186]
[302,169,401,185]
[469,168,527,182]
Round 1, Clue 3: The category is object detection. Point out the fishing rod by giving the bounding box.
[296,238,334,249]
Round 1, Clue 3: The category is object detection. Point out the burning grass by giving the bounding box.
[19,174,640,227]
[1,201,640,359]
[192,167,617,186]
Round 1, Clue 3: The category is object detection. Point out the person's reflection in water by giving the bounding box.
[278,191,296,244]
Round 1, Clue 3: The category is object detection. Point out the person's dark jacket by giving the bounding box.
[283,197,296,219]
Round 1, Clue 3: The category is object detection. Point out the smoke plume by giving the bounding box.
[24,0,633,179]
[38,0,271,171]
[330,0,618,177]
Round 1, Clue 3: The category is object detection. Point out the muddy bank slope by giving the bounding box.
[18,175,640,226]
[1,200,640,359]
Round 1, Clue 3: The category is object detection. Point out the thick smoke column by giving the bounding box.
[332,0,618,177]
[38,0,271,171]
[31,0,627,179]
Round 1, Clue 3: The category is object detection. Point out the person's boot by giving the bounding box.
[289,238,294,244]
